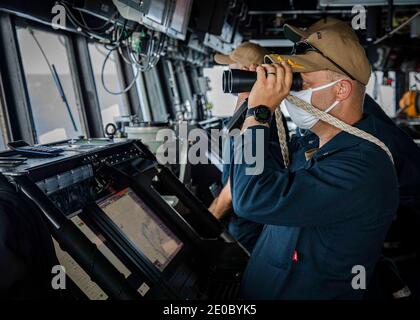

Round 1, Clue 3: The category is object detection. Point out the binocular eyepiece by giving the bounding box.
[222,69,303,94]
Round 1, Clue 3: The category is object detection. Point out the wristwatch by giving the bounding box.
[246,105,273,124]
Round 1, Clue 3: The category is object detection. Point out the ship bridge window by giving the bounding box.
[16,27,84,144]
[203,66,237,117]
[88,43,129,127]
[366,71,397,117]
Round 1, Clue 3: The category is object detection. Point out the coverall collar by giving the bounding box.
[311,113,377,161]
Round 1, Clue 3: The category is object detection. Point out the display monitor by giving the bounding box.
[115,0,192,40]
[167,0,193,40]
[97,187,183,271]
[144,0,167,24]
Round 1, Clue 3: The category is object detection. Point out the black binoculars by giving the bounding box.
[222,69,303,94]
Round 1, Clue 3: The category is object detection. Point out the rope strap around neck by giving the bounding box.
[285,95,394,164]
[274,107,290,168]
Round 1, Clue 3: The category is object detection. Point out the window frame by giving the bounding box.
[0,11,161,143]
[15,22,91,143]
[0,74,12,149]
[87,41,132,127]
[0,13,37,144]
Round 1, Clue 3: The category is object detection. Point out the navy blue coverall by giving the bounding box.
[230,113,398,299]
[225,95,420,255]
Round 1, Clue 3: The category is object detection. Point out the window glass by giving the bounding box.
[203,66,237,117]
[366,71,396,117]
[17,28,84,144]
[409,72,419,90]
[88,43,128,126]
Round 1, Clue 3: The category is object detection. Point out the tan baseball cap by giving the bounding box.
[214,42,270,67]
[283,17,357,42]
[265,18,372,85]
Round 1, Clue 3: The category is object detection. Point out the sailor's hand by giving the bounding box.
[208,197,219,215]
[248,62,292,112]
[208,182,232,220]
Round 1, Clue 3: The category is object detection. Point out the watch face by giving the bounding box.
[254,106,271,123]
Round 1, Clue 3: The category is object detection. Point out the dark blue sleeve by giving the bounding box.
[223,113,288,186]
[230,126,397,227]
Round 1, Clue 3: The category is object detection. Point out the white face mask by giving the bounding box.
[283,79,342,130]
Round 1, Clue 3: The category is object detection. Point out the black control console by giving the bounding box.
[0,138,248,300]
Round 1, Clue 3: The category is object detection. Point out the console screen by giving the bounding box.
[97,188,183,271]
